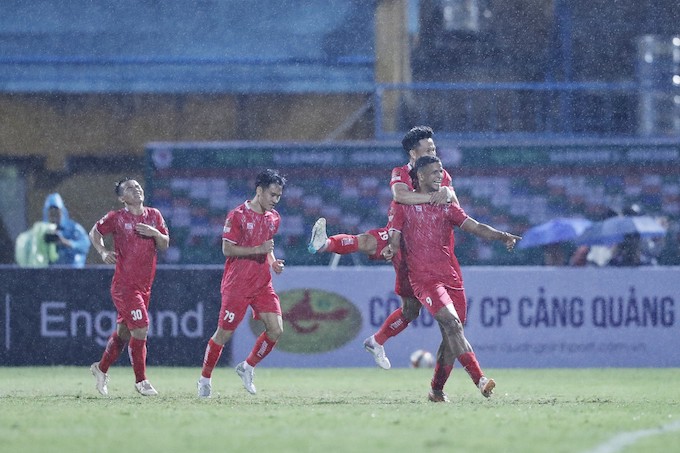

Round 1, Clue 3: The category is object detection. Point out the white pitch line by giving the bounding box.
[585,420,680,453]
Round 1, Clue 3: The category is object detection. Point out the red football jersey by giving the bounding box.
[95,207,168,290]
[220,201,281,296]
[390,202,468,288]
[386,162,462,292]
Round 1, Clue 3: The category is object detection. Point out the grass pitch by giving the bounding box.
[1,367,679,453]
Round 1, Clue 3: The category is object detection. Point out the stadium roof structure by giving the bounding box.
[0,0,375,94]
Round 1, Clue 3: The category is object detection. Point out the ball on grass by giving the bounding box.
[410,349,435,368]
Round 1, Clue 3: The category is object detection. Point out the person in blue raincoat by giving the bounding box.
[41,193,90,267]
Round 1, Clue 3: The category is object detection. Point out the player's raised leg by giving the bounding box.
[308,218,329,253]
[308,218,383,257]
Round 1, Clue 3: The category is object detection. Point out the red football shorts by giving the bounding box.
[411,281,467,322]
[111,285,151,330]
[365,227,390,261]
[218,285,282,330]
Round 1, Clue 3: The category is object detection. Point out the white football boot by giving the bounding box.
[307,218,328,254]
[197,377,212,398]
[235,361,256,394]
[363,335,391,370]
[478,376,495,398]
[90,362,109,396]
[134,380,159,396]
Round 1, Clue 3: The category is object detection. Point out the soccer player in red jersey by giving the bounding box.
[388,155,520,401]
[89,177,169,396]
[308,126,461,369]
[197,169,287,397]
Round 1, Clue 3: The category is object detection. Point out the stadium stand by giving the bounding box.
[147,149,680,267]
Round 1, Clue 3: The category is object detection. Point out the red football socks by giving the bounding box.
[128,337,148,383]
[374,308,410,345]
[325,234,359,254]
[201,338,224,379]
[99,331,126,373]
[457,351,483,385]
[431,363,454,392]
[246,332,277,367]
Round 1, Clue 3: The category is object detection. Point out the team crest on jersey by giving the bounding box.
[124,222,133,230]
[415,205,423,212]
[246,222,254,230]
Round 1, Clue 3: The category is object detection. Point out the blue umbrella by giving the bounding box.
[517,217,593,249]
[576,215,666,246]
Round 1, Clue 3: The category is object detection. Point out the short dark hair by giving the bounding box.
[255,169,287,190]
[413,155,441,178]
[401,126,434,154]
[115,177,133,196]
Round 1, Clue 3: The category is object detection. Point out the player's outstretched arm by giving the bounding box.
[460,218,521,251]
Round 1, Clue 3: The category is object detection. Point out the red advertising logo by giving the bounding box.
[249,288,362,353]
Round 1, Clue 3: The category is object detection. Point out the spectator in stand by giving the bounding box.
[569,207,620,267]
[609,232,654,267]
[14,220,57,268]
[15,193,90,268]
[608,204,659,267]
[542,243,567,266]
[42,193,90,267]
